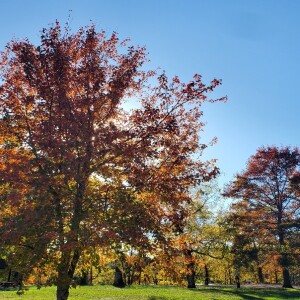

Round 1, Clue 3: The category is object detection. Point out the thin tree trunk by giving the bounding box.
[127,267,134,286]
[235,270,240,288]
[275,268,278,284]
[204,264,209,285]
[228,266,232,285]
[235,275,240,288]
[90,266,93,285]
[7,269,12,282]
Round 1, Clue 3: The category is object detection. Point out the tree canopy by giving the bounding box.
[0,22,226,300]
[224,146,300,288]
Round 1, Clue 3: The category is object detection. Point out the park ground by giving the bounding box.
[0,285,300,300]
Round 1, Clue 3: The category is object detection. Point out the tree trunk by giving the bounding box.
[16,273,23,289]
[236,276,240,288]
[275,268,278,284]
[89,266,93,285]
[113,267,125,288]
[80,271,89,286]
[56,284,70,300]
[235,271,240,288]
[184,249,196,288]
[126,268,134,286]
[278,224,293,288]
[56,249,81,300]
[281,253,293,288]
[257,267,264,284]
[7,269,12,282]
[204,264,209,286]
[228,265,233,285]
[186,272,196,289]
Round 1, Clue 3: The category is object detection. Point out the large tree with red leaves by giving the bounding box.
[224,146,300,288]
[0,22,225,299]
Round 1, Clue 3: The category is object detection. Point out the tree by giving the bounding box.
[0,22,225,300]
[225,198,276,285]
[224,146,300,288]
[170,183,228,288]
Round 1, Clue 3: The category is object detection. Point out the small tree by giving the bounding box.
[170,184,228,288]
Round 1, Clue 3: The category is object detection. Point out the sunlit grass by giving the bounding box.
[0,285,299,300]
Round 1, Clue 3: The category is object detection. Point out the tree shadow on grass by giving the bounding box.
[147,297,169,300]
[234,288,300,300]
[190,287,300,300]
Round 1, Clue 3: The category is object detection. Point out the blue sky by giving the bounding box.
[1,0,299,187]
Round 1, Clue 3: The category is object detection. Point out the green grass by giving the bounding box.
[0,285,299,300]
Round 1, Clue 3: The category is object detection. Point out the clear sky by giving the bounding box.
[1,0,299,187]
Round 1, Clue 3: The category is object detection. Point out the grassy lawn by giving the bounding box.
[0,285,299,300]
